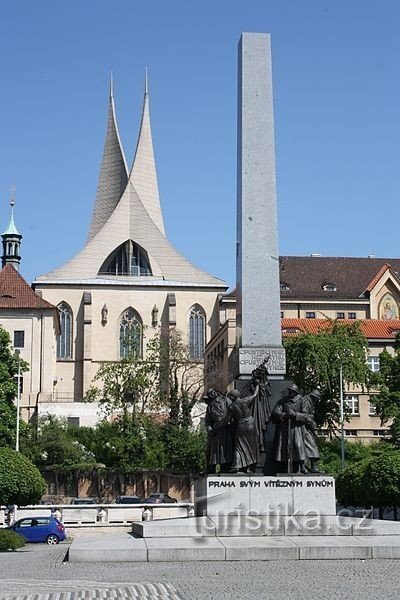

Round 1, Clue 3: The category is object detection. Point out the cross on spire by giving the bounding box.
[9,184,16,207]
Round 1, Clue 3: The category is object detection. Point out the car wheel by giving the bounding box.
[46,534,59,545]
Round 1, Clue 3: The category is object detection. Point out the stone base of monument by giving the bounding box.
[195,475,336,517]
[68,475,400,562]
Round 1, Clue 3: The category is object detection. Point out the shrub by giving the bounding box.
[0,447,46,506]
[0,529,25,551]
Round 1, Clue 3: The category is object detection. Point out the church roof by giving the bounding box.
[0,264,55,309]
[36,78,225,288]
[2,202,21,237]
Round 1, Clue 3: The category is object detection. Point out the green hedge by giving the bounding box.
[0,529,25,551]
[0,447,46,506]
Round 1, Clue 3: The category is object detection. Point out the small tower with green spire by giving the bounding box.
[2,187,22,270]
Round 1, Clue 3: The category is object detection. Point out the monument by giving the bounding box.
[69,34,400,563]
[197,32,335,518]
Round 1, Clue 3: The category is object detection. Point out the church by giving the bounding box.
[1,77,227,426]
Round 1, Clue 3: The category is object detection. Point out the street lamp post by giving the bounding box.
[15,350,21,452]
[339,361,345,470]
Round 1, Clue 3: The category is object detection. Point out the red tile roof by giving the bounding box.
[0,264,55,310]
[281,318,400,339]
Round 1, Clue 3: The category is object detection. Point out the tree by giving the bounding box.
[336,446,400,518]
[29,415,96,470]
[0,326,28,448]
[84,328,205,473]
[146,328,204,427]
[372,339,400,445]
[284,320,372,430]
[0,447,46,505]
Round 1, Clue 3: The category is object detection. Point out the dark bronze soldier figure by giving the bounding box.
[271,383,310,474]
[204,388,233,473]
[301,389,321,473]
[228,382,260,473]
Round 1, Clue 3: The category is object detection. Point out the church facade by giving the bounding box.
[30,78,227,425]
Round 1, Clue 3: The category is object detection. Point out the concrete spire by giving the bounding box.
[129,70,165,236]
[87,77,128,242]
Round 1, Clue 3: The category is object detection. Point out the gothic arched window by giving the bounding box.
[99,240,152,276]
[119,307,143,359]
[188,305,206,359]
[57,302,73,359]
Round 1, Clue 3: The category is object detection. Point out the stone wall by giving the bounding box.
[41,468,193,502]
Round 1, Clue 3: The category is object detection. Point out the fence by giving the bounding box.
[1,502,194,527]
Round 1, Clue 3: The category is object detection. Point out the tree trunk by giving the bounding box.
[379,506,384,520]
[394,506,398,521]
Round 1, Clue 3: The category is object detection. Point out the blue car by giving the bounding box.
[8,516,66,544]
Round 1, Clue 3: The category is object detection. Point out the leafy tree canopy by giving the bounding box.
[284,320,371,429]
[371,339,400,445]
[0,326,29,448]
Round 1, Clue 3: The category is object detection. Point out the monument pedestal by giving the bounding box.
[195,475,336,518]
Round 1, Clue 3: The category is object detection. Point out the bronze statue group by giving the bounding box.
[204,360,321,476]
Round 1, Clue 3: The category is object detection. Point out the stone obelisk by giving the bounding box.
[236,32,285,379]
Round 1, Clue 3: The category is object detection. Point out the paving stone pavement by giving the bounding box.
[1,543,400,599]
[0,582,181,600]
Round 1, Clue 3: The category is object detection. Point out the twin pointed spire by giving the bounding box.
[87,71,165,242]
[37,71,225,287]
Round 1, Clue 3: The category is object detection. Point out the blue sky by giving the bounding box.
[1,1,400,289]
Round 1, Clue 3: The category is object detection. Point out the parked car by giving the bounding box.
[70,498,97,505]
[115,495,142,504]
[143,493,178,504]
[7,516,66,544]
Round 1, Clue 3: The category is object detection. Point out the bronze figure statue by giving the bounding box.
[204,388,233,473]
[228,382,260,473]
[271,383,310,474]
[301,389,321,473]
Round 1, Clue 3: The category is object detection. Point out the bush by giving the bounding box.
[0,529,25,551]
[0,447,46,506]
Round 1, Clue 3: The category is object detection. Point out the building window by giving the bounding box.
[336,312,345,320]
[57,302,73,359]
[119,308,143,359]
[323,283,337,292]
[373,430,387,437]
[13,330,24,349]
[281,311,284,318]
[367,356,380,372]
[348,312,356,320]
[99,240,152,277]
[345,429,358,437]
[189,305,206,359]
[345,395,359,415]
[67,417,80,427]
[369,402,377,416]
[305,312,316,319]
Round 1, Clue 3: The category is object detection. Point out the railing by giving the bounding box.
[1,503,195,527]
